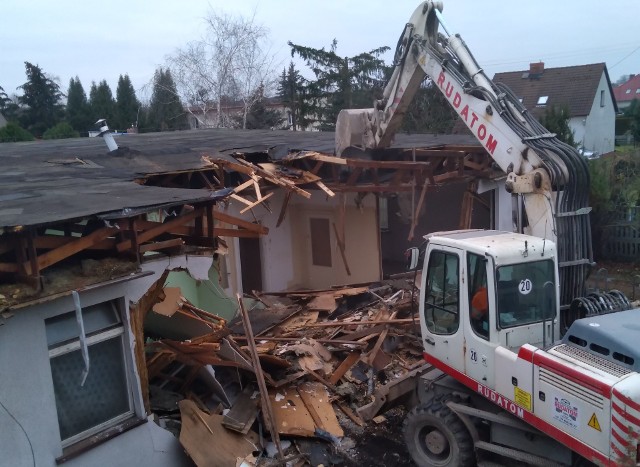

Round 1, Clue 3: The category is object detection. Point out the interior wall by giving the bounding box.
[289,193,381,290]
[381,181,492,276]
[220,190,381,292]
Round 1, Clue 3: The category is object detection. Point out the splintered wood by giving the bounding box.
[145,280,427,465]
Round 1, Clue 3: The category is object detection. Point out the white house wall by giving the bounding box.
[571,72,616,154]
[220,189,381,292]
[0,281,189,467]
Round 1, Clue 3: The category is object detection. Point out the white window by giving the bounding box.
[46,301,135,447]
[626,89,632,94]
[636,89,640,94]
[536,96,548,106]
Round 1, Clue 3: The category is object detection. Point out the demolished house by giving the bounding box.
[0,128,505,466]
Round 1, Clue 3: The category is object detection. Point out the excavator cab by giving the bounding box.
[407,230,561,388]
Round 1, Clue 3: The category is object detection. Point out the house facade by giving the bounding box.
[0,128,498,465]
[493,62,617,155]
[613,74,640,112]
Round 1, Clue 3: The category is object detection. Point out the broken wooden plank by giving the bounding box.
[179,400,259,467]
[239,191,274,214]
[151,287,184,317]
[237,294,283,459]
[276,191,292,228]
[329,352,361,385]
[32,226,118,273]
[332,222,351,276]
[298,382,343,437]
[315,180,335,197]
[222,388,259,434]
[139,238,184,253]
[335,402,365,427]
[303,318,416,328]
[117,208,202,252]
[233,336,368,347]
[211,210,269,234]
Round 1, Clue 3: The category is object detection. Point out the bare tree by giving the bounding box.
[167,9,279,129]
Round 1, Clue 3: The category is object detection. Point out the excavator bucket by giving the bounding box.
[335,108,376,156]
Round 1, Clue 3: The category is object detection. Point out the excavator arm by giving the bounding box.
[335,1,593,307]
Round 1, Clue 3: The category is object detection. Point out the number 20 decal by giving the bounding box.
[519,278,532,295]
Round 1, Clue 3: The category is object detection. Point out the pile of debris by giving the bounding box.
[145,277,428,466]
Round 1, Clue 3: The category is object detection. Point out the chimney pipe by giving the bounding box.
[95,119,118,152]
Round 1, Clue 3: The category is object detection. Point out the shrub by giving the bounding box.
[43,122,80,140]
[0,122,35,142]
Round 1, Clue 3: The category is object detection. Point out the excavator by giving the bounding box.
[335,2,640,466]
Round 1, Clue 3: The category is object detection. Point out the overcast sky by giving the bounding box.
[1,0,639,101]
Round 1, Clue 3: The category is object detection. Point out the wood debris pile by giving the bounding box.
[145,278,429,466]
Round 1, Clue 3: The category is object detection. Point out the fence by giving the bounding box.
[603,208,640,261]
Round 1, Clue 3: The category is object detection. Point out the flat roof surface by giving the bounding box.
[0,129,478,229]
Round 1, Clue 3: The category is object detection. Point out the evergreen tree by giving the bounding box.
[17,62,63,136]
[401,80,458,134]
[147,68,187,132]
[277,62,312,130]
[66,77,92,134]
[623,99,640,144]
[539,105,576,148]
[89,80,116,127]
[115,74,140,130]
[288,40,390,131]
[0,85,19,122]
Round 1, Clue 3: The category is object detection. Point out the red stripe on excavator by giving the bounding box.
[610,443,627,463]
[611,412,630,436]
[613,388,640,413]
[613,401,640,427]
[517,345,536,362]
[517,348,612,398]
[423,352,610,466]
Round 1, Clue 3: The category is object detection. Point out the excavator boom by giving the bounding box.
[335,1,593,308]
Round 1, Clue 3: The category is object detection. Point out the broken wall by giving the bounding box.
[220,190,381,292]
[0,280,189,467]
[381,181,492,275]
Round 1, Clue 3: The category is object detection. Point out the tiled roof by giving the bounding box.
[493,63,614,118]
[613,74,640,104]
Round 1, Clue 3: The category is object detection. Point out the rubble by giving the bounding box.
[143,277,426,466]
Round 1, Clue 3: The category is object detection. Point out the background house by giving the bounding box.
[613,74,640,112]
[493,62,617,155]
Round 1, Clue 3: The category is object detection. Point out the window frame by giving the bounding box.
[495,259,556,329]
[46,299,137,450]
[600,89,605,107]
[536,95,549,106]
[467,252,490,340]
[423,249,460,335]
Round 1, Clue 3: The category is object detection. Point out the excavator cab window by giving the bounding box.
[424,250,460,335]
[468,253,489,339]
[496,260,556,328]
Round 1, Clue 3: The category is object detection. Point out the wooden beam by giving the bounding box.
[239,191,274,214]
[237,295,284,459]
[212,228,260,238]
[36,227,118,272]
[276,191,292,228]
[332,222,351,276]
[117,209,201,253]
[212,210,268,235]
[345,166,363,186]
[139,238,185,253]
